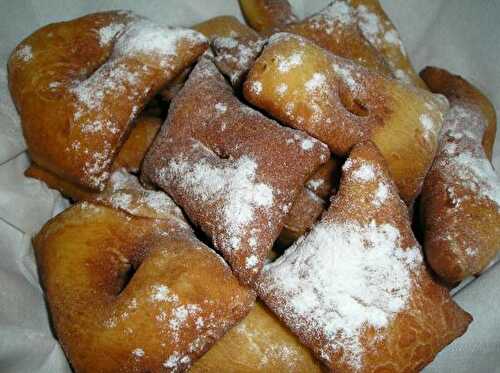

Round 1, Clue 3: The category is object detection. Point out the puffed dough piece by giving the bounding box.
[421,66,497,160]
[34,200,255,373]
[25,115,161,200]
[142,57,330,285]
[244,33,448,204]
[347,0,427,88]
[278,158,340,248]
[420,66,500,283]
[193,16,265,86]
[8,11,207,190]
[258,141,472,372]
[282,1,390,74]
[239,0,298,33]
[191,301,323,372]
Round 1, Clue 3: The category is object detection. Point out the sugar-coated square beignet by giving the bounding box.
[35,198,255,373]
[193,16,265,86]
[258,142,472,372]
[420,67,500,283]
[142,57,330,285]
[8,11,207,190]
[191,301,323,372]
[243,33,448,203]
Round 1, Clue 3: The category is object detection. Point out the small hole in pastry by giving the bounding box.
[338,86,369,117]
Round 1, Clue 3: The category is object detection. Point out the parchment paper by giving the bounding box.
[1,1,499,372]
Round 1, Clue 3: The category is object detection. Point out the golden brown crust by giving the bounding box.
[421,66,497,160]
[239,0,298,33]
[420,66,500,283]
[110,115,161,172]
[9,11,207,190]
[191,301,324,372]
[34,202,255,373]
[258,141,472,372]
[348,0,427,88]
[282,2,391,75]
[25,115,161,201]
[277,188,326,248]
[194,16,265,86]
[243,33,448,204]
[278,158,340,247]
[143,57,329,285]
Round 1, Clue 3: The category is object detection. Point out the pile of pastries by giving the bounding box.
[7,0,500,372]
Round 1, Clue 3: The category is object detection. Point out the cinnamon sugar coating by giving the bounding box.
[142,57,329,285]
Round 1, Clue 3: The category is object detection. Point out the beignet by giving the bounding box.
[258,142,472,372]
[243,32,448,203]
[8,11,207,190]
[420,67,500,283]
[142,57,330,285]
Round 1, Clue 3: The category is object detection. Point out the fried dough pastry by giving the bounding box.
[419,67,500,283]
[244,33,449,203]
[239,0,298,33]
[278,158,340,247]
[193,16,265,86]
[34,193,255,372]
[142,57,330,285]
[191,301,323,372]
[282,1,390,75]
[421,66,497,160]
[348,0,427,88]
[25,115,161,200]
[258,141,472,372]
[8,11,207,190]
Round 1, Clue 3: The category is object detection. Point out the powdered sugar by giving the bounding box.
[309,1,354,35]
[214,102,227,113]
[276,52,303,72]
[373,182,389,207]
[351,163,375,182]
[305,73,326,92]
[261,219,422,369]
[307,178,324,191]
[97,23,125,46]
[159,155,274,251]
[332,63,360,92]
[251,81,262,95]
[440,104,500,208]
[15,44,32,62]
[132,348,144,357]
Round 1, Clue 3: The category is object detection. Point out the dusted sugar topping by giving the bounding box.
[261,219,422,369]
[98,169,188,223]
[158,154,274,251]
[439,104,500,208]
[308,1,354,34]
[65,16,206,188]
[15,44,33,62]
[212,36,265,84]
